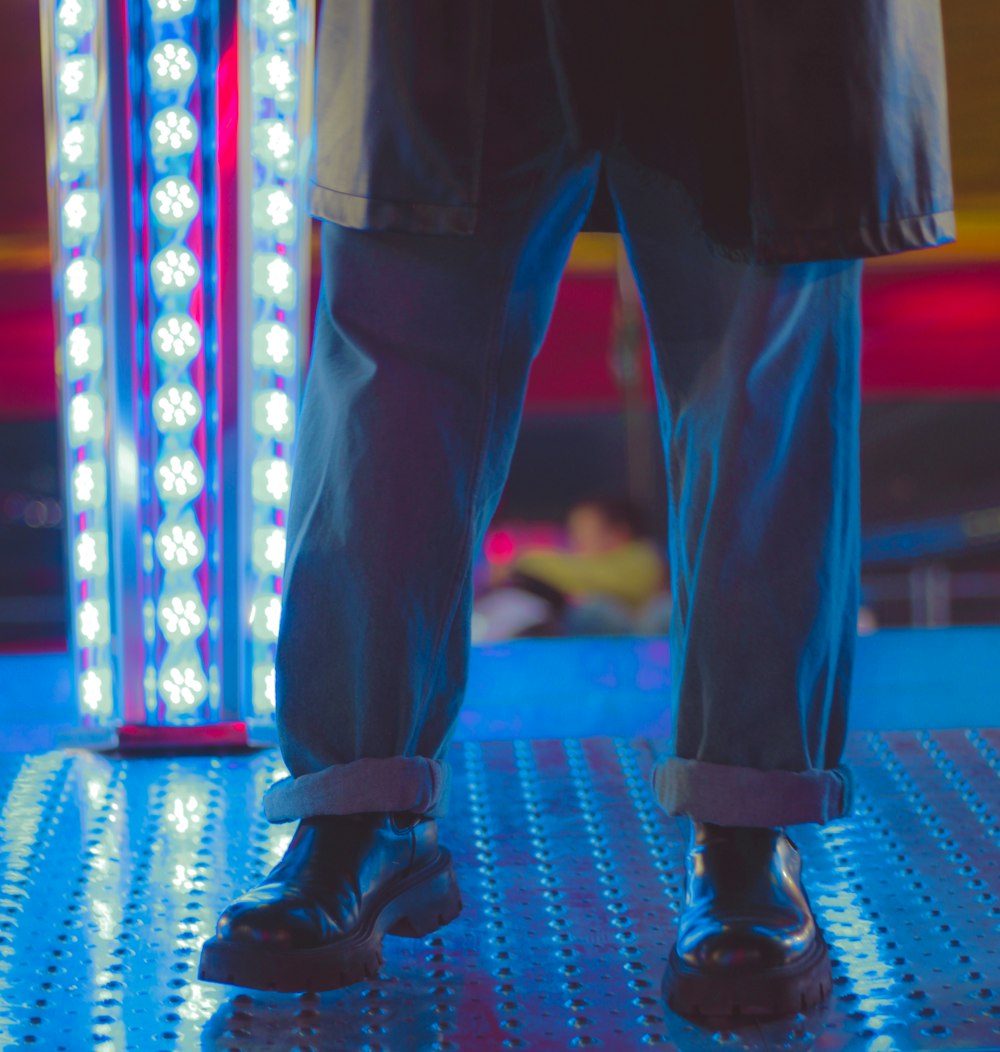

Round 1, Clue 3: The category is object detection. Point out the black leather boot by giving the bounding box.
[198,810,462,992]
[662,819,832,1018]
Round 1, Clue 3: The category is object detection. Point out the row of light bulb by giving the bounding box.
[245,0,306,717]
[59,60,293,119]
[58,0,299,42]
[58,114,296,181]
[61,384,295,443]
[68,448,290,512]
[59,303,296,381]
[54,0,115,717]
[141,0,302,709]
[143,0,212,713]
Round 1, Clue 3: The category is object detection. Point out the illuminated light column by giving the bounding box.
[241,0,314,736]
[142,0,216,731]
[40,0,314,745]
[41,0,116,728]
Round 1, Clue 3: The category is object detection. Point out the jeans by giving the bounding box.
[264,12,861,830]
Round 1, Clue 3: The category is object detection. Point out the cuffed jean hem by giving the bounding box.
[261,756,452,824]
[651,757,854,827]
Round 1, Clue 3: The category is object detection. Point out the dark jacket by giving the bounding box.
[309,0,955,263]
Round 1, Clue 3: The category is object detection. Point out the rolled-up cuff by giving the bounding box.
[262,756,452,824]
[651,756,853,827]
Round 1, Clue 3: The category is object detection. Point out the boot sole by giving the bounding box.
[197,846,463,993]
[662,930,832,1019]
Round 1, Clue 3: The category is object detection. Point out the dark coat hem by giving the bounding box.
[754,209,957,264]
[311,176,956,266]
[309,182,477,237]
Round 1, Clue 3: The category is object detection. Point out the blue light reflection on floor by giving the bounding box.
[0,634,998,1049]
[2,628,1000,752]
[0,734,998,1050]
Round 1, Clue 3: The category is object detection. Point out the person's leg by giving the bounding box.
[199,4,603,993]
[605,158,860,827]
[604,153,861,1017]
[265,17,601,826]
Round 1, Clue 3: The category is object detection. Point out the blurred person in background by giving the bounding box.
[473,496,667,640]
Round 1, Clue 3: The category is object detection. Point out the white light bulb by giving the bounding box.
[64,196,87,229]
[76,531,98,574]
[61,190,101,247]
[253,662,277,713]
[74,464,96,503]
[252,52,297,103]
[159,660,208,708]
[265,460,290,501]
[253,253,296,307]
[249,592,282,641]
[57,0,97,36]
[71,460,108,509]
[148,40,197,92]
[150,107,198,157]
[253,526,286,574]
[267,54,294,93]
[268,258,292,294]
[253,389,294,440]
[68,395,105,445]
[152,313,201,365]
[150,0,196,22]
[79,667,113,716]
[151,246,200,296]
[60,61,86,97]
[78,598,110,645]
[252,457,291,506]
[151,176,199,228]
[155,451,205,502]
[152,382,202,432]
[157,591,207,643]
[266,191,294,228]
[155,520,206,570]
[252,186,296,235]
[66,325,103,378]
[60,122,97,174]
[64,257,102,309]
[76,529,109,577]
[251,0,296,32]
[252,120,296,174]
[252,321,295,375]
[59,56,97,107]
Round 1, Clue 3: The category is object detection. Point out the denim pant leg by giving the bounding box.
[263,155,600,824]
[606,155,862,828]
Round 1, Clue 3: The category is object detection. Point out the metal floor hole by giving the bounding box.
[0,731,998,1050]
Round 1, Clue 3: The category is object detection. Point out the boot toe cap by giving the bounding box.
[217,887,331,950]
[678,921,809,971]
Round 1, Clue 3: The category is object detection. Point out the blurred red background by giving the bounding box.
[1,0,999,643]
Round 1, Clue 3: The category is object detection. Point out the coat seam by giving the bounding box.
[762,208,955,242]
[310,181,479,215]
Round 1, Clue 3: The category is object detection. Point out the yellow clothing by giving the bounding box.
[512,541,665,611]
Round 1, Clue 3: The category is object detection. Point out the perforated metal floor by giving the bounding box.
[0,731,998,1051]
